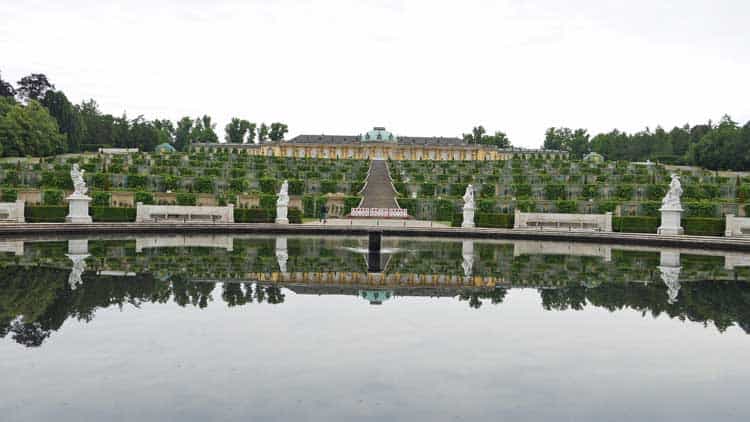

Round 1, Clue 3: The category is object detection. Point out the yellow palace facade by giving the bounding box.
[193,127,568,161]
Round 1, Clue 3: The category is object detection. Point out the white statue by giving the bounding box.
[462,184,475,210]
[275,180,290,224]
[276,237,288,274]
[66,254,88,290]
[660,266,681,304]
[461,240,474,278]
[277,180,290,207]
[70,163,88,196]
[462,184,476,228]
[661,173,683,210]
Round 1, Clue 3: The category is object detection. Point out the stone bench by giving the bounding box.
[135,203,234,223]
[514,209,612,232]
[724,214,750,237]
[0,200,25,223]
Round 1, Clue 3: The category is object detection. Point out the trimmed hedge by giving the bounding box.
[91,207,136,222]
[234,207,275,223]
[476,212,514,228]
[612,216,724,235]
[135,191,154,205]
[343,196,361,216]
[92,191,111,206]
[43,189,63,206]
[2,189,17,202]
[613,216,659,233]
[25,206,68,222]
[396,198,418,217]
[683,217,724,236]
[287,207,302,224]
[176,192,196,206]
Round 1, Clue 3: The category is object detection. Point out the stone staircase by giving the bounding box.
[359,160,401,210]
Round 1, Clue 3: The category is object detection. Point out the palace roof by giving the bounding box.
[286,134,466,146]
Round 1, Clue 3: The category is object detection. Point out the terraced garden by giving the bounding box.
[0,149,748,234]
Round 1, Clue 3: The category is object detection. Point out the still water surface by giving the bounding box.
[1,235,749,421]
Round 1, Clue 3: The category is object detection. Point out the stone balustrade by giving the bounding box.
[350,208,408,218]
[0,200,25,223]
[514,209,613,232]
[724,214,750,237]
[135,203,234,223]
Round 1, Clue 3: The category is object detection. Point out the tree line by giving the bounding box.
[542,116,750,170]
[462,125,512,148]
[0,70,288,157]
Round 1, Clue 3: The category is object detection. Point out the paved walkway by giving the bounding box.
[359,160,400,209]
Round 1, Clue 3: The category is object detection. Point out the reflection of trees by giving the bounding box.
[264,286,285,304]
[459,288,507,309]
[3,260,750,349]
[172,275,214,309]
[540,281,750,334]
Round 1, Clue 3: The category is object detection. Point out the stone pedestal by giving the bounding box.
[462,240,474,279]
[275,204,288,224]
[66,239,89,291]
[275,237,288,274]
[657,207,683,235]
[66,194,92,223]
[462,206,475,228]
[659,250,682,304]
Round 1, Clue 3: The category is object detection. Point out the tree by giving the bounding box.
[689,115,745,170]
[153,119,174,146]
[191,115,218,143]
[246,122,257,144]
[268,122,288,141]
[463,126,486,144]
[0,71,15,98]
[257,123,269,143]
[544,127,590,159]
[472,126,486,143]
[16,73,54,103]
[224,118,252,143]
[174,117,193,151]
[0,99,66,156]
[463,125,510,147]
[128,116,160,152]
[485,131,511,148]
[78,99,115,150]
[42,90,86,153]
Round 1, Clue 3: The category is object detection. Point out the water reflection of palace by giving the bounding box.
[2,235,750,347]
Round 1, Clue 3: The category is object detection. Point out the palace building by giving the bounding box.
[193,127,567,161]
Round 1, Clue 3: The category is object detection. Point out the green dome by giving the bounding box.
[361,127,396,142]
[155,143,177,153]
[359,289,393,305]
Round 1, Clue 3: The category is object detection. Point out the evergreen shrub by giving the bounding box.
[92,191,110,206]
[25,206,67,222]
[91,207,136,222]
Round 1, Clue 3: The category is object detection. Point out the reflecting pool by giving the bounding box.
[1,235,750,421]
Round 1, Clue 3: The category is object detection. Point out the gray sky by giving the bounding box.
[2,0,749,147]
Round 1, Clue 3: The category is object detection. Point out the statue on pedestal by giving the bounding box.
[277,180,290,207]
[659,265,682,304]
[661,173,683,210]
[66,163,93,223]
[66,254,88,290]
[462,184,475,228]
[276,180,290,224]
[70,164,88,196]
[657,173,684,235]
[463,184,475,210]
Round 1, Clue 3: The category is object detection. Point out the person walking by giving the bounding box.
[320,204,328,224]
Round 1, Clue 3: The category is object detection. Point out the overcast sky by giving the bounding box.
[2,0,749,147]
